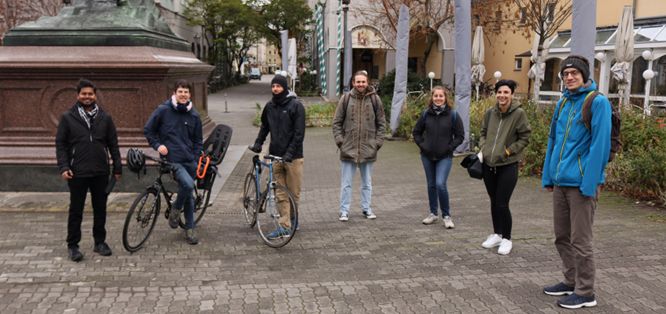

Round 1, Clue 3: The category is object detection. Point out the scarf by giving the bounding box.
[77,103,99,129]
[171,95,193,113]
[272,89,290,106]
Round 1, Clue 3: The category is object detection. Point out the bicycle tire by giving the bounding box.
[256,184,298,248]
[179,184,211,229]
[241,173,258,227]
[122,188,160,252]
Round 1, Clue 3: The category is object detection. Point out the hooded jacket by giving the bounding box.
[254,91,305,159]
[479,101,531,167]
[542,80,612,197]
[55,103,122,177]
[332,86,386,163]
[412,104,464,160]
[144,99,203,163]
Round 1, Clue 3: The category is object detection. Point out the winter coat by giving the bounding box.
[144,99,203,163]
[332,86,386,163]
[542,80,612,197]
[412,104,465,160]
[55,104,122,178]
[254,91,305,159]
[479,101,531,167]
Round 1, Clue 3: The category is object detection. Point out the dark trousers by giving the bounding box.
[482,162,518,240]
[66,175,108,248]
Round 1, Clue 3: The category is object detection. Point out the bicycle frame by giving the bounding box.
[251,155,276,208]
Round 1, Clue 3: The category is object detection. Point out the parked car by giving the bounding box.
[249,68,262,80]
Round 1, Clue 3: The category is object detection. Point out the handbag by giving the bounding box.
[460,154,483,180]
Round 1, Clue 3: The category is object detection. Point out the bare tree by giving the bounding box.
[473,0,572,98]
[366,0,454,75]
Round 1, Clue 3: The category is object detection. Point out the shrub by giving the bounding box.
[305,102,337,127]
[604,109,666,205]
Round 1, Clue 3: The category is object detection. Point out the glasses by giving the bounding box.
[562,70,580,78]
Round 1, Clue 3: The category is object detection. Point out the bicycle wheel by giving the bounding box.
[241,173,258,227]
[179,185,211,229]
[256,184,298,248]
[122,188,160,252]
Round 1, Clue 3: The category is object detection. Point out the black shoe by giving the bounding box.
[93,243,112,256]
[168,208,180,229]
[544,282,574,296]
[185,229,198,245]
[68,247,83,262]
[557,293,597,309]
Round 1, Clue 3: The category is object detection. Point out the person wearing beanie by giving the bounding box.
[249,74,305,239]
[332,70,386,222]
[542,54,612,309]
[144,79,203,245]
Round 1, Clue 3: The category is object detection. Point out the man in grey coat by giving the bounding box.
[332,71,386,221]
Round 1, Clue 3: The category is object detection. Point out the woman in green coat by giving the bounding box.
[478,80,531,255]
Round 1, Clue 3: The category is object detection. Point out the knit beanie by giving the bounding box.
[560,55,590,82]
[271,75,289,91]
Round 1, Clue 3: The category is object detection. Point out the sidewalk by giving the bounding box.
[0,79,665,313]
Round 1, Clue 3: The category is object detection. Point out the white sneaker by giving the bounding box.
[339,213,349,222]
[498,239,512,255]
[443,216,455,229]
[422,214,438,225]
[482,234,502,248]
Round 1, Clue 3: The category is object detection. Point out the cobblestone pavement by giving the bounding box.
[1,77,665,313]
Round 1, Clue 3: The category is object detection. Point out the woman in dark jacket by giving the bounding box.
[479,80,531,255]
[412,86,465,228]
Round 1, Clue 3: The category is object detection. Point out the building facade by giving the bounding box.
[308,0,455,100]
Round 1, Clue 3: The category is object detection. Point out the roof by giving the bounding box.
[549,15,666,49]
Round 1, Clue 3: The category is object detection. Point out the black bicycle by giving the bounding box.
[241,149,298,248]
[122,154,214,252]
[122,124,232,252]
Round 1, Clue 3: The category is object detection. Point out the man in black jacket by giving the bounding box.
[55,79,122,262]
[250,75,305,239]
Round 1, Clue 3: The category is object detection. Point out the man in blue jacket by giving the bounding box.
[144,80,203,245]
[542,55,612,309]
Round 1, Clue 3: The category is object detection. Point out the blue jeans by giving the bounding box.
[339,160,373,216]
[420,155,452,217]
[172,161,196,229]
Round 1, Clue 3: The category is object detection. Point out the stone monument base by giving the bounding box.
[0,46,214,191]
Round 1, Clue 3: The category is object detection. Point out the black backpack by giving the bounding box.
[555,91,621,162]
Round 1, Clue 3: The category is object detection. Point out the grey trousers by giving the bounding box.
[553,186,598,297]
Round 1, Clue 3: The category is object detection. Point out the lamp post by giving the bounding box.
[342,0,351,93]
[428,72,435,90]
[642,50,655,116]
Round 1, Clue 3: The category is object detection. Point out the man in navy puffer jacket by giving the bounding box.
[144,80,203,245]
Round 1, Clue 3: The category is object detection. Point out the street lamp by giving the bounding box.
[642,50,654,61]
[493,71,502,83]
[643,69,655,116]
[428,72,435,90]
[342,0,352,93]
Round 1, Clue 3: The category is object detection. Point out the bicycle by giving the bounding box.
[241,148,298,248]
[122,153,213,252]
[122,124,232,252]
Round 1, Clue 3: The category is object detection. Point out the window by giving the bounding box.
[519,7,527,25]
[514,58,523,71]
[546,2,556,23]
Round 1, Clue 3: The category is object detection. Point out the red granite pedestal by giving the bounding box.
[0,46,214,191]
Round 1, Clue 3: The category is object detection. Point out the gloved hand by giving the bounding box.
[248,144,261,153]
[283,153,293,163]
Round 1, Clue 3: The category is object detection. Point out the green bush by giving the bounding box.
[305,102,337,127]
[604,109,666,205]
